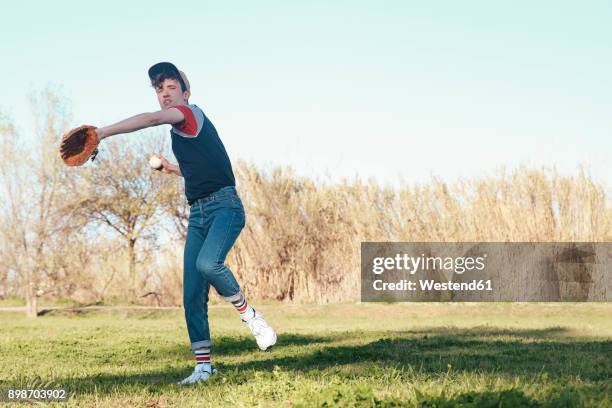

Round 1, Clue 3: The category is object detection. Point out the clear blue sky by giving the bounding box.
[1,1,610,189]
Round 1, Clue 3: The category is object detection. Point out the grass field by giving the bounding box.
[0,303,610,407]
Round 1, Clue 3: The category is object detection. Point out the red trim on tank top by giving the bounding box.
[169,105,198,136]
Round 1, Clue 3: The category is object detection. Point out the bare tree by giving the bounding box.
[0,112,21,302]
[0,88,83,317]
[77,132,174,299]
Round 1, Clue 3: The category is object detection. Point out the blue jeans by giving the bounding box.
[183,186,246,350]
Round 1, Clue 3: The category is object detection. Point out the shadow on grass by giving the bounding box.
[414,387,586,407]
[47,327,611,398]
[213,332,334,356]
[220,327,611,381]
[150,333,335,362]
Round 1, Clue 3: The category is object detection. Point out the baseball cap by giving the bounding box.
[148,62,190,92]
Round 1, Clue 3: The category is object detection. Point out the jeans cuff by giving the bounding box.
[191,340,212,350]
[222,290,244,303]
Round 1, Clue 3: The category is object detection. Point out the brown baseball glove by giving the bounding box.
[59,125,100,166]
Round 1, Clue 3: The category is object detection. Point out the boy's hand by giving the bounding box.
[149,154,178,175]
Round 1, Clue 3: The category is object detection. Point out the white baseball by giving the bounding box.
[149,156,163,169]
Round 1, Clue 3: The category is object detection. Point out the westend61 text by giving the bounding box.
[372,279,493,291]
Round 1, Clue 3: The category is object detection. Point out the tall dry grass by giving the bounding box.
[2,158,610,305]
[227,163,610,303]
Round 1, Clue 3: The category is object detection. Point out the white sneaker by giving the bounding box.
[243,310,277,351]
[177,364,217,385]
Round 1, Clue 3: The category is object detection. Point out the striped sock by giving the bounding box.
[231,292,255,320]
[194,347,211,366]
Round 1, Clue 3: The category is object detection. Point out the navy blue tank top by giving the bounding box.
[169,104,235,204]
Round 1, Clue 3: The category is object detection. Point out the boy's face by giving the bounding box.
[155,78,190,109]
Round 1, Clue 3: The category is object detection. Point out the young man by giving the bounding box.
[94,62,276,385]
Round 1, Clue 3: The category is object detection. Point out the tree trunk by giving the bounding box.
[128,238,137,300]
[25,281,38,318]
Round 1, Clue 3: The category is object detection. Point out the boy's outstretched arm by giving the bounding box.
[96,108,185,140]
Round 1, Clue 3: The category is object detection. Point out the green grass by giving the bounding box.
[0,303,610,407]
